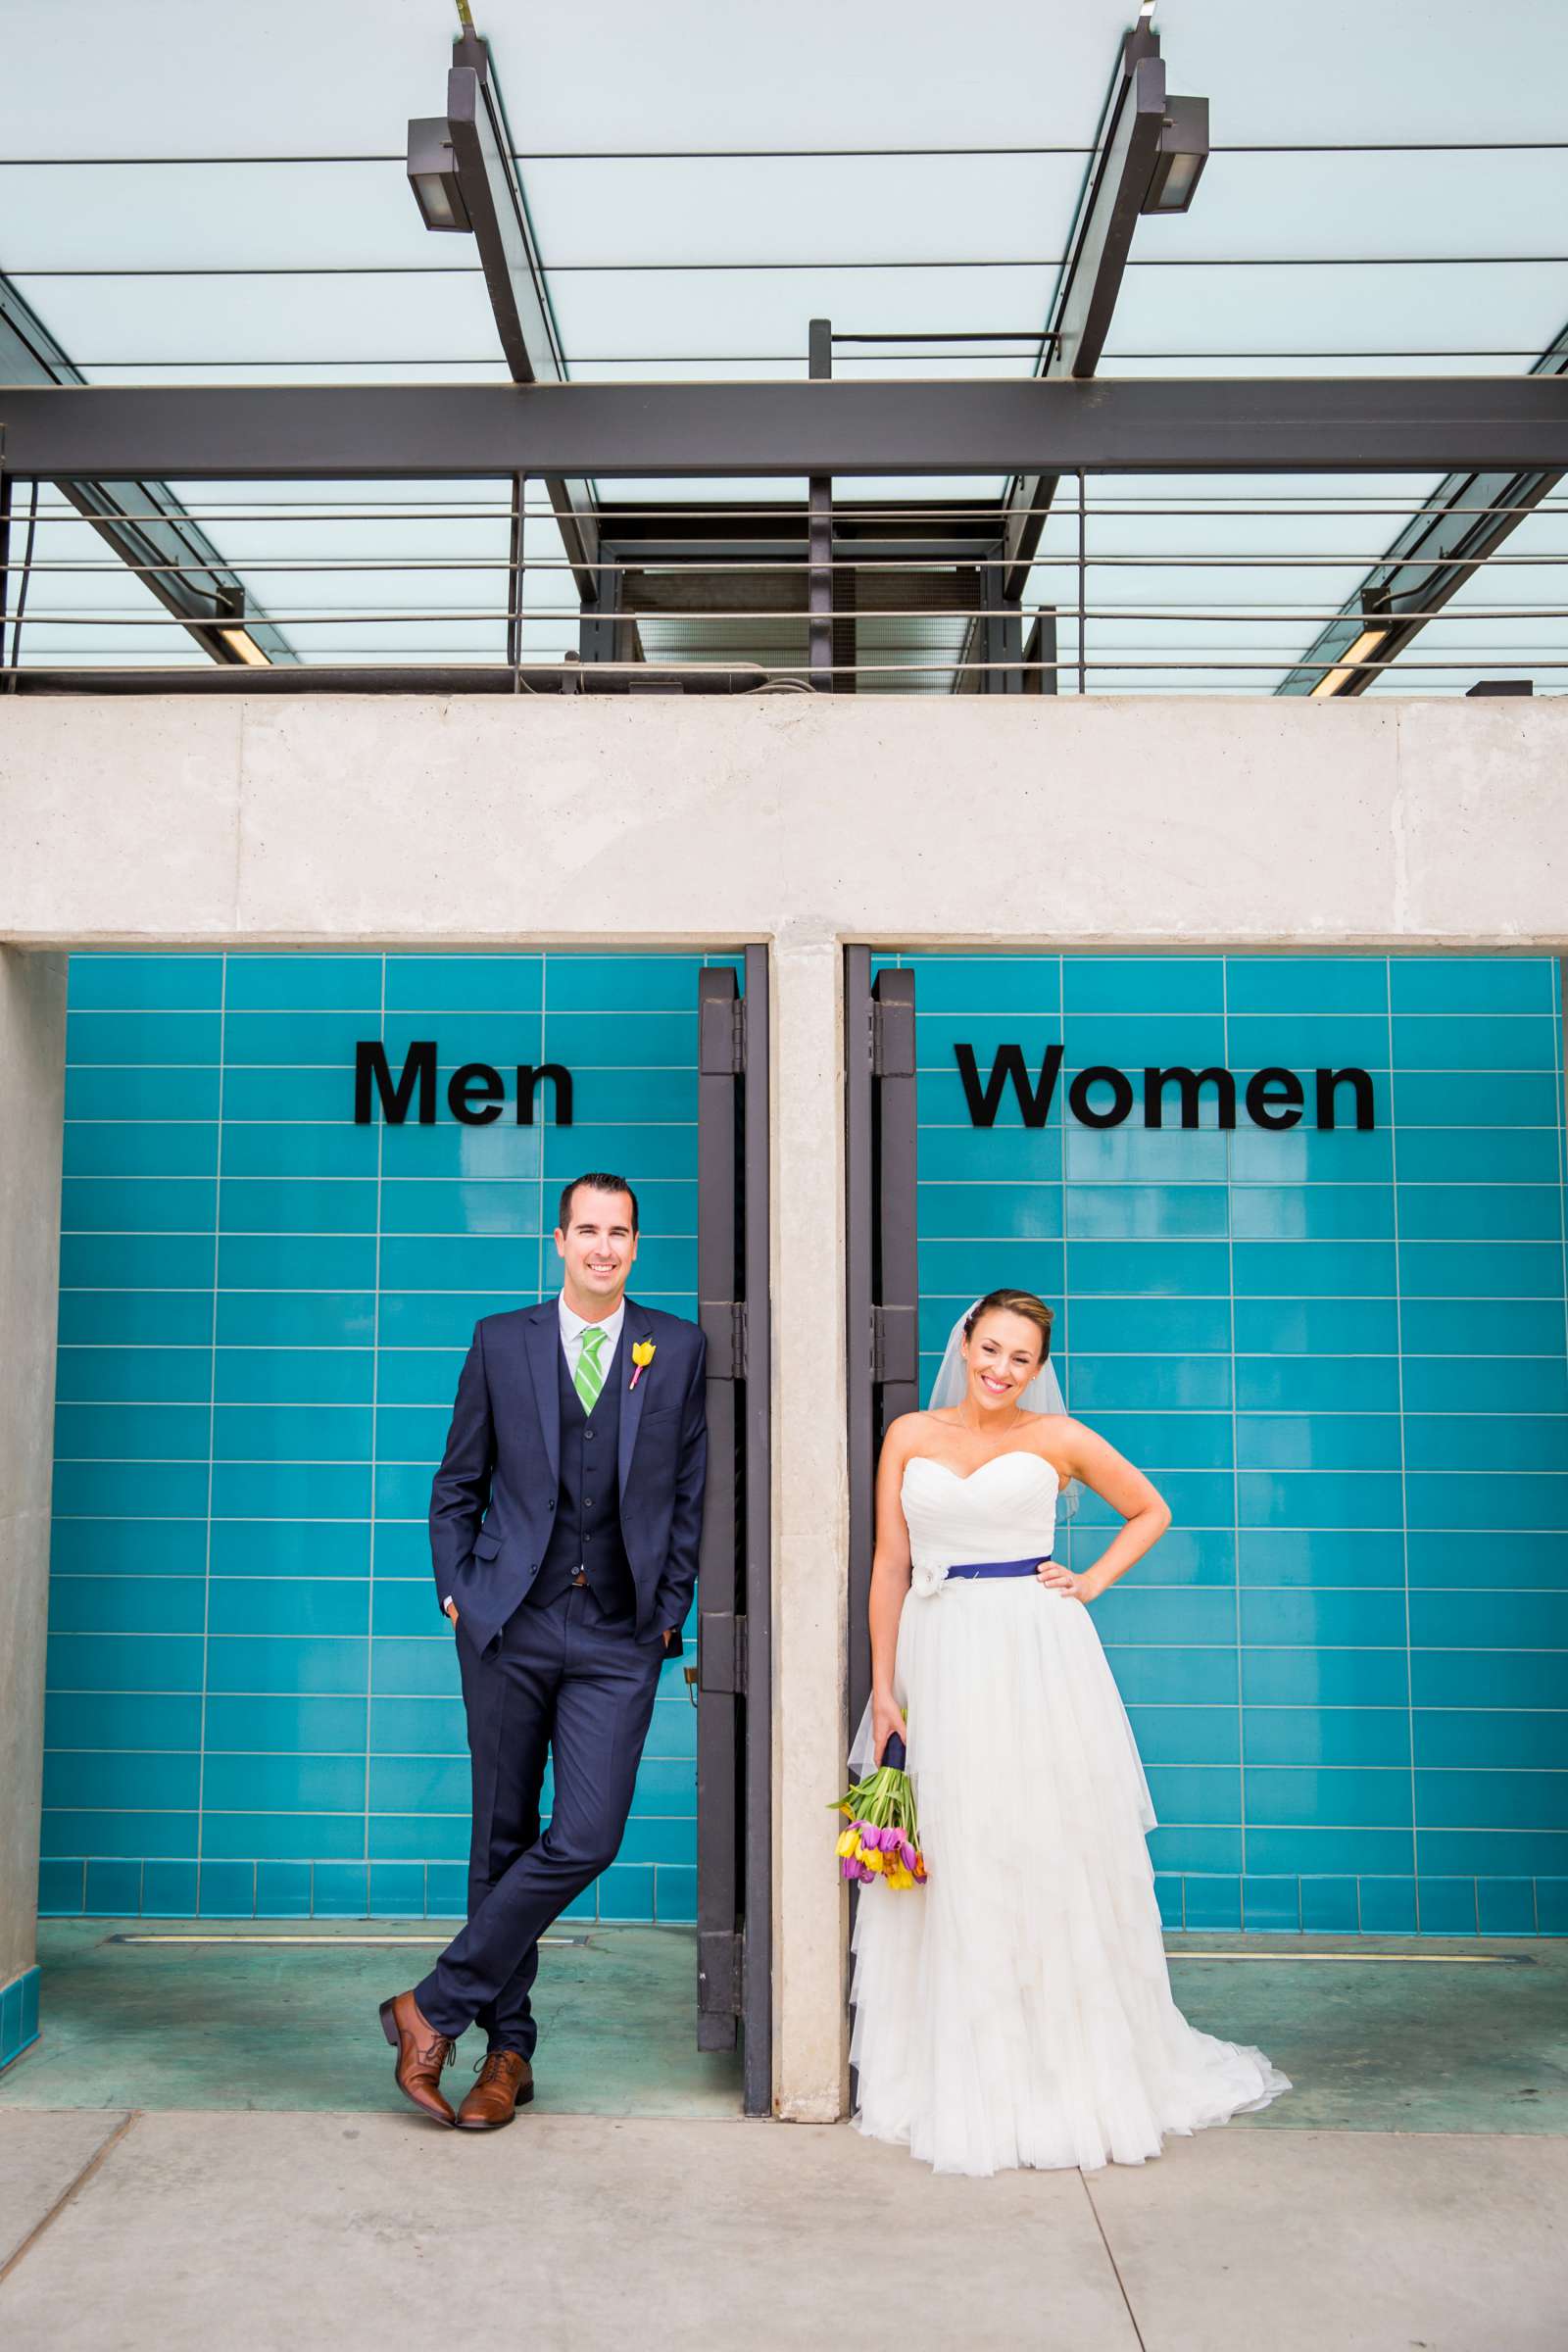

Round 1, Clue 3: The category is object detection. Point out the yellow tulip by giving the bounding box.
[836,1828,858,1858]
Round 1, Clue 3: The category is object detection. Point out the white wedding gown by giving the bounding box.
[847,1453,1291,2177]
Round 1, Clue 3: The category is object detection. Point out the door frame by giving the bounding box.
[843,953,919,1739]
[695,950,772,2116]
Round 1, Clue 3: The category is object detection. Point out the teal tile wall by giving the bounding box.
[42,951,726,1923]
[0,1965,41,2074]
[880,953,1568,1936]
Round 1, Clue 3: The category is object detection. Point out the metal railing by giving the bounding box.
[4,479,1564,695]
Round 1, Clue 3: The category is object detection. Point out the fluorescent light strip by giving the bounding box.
[215,625,271,667]
[1309,625,1391,697]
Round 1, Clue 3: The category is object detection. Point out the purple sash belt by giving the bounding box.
[945,1556,1051,1581]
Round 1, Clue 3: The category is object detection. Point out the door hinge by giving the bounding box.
[870,994,915,1078]
[698,1609,747,1695]
[870,1302,918,1385]
[699,1298,748,1381]
[697,1927,743,2019]
[699,992,747,1075]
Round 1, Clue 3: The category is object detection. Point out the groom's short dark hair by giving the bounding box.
[558,1172,640,1234]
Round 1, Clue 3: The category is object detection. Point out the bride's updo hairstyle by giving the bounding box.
[963,1288,1054,1365]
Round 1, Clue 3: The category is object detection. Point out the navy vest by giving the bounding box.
[525,1330,635,1617]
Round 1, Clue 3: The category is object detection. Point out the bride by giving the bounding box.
[848,1287,1291,2178]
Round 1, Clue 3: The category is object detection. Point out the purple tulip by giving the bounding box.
[860,1823,885,1850]
[900,1838,917,1870]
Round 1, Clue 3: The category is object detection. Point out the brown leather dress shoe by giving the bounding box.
[378,1989,457,2126]
[456,2048,534,2132]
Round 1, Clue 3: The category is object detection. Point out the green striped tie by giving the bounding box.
[574,1323,609,1414]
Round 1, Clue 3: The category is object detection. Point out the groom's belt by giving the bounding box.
[945,1556,1052,1581]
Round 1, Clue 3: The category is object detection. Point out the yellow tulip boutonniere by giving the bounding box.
[629,1340,656,1391]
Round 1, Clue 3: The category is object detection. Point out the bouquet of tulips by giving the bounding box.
[830,1730,928,1889]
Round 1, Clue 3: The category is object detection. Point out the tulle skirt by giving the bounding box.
[848,1577,1292,2178]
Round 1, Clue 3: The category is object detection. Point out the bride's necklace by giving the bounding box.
[953,1402,1025,1450]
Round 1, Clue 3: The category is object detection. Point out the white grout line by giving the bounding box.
[192,956,226,1924]
[365,952,385,1887]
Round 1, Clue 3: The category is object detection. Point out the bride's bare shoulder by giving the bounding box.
[1018,1408,1081,1447]
[884,1408,947,1451]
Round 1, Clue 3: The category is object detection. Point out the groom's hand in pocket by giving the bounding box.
[444,1598,459,1627]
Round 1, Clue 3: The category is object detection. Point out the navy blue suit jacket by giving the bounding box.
[429,1298,708,1661]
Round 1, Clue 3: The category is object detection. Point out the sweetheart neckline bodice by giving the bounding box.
[900,1451,1061,1582]
[904,1451,1059,1489]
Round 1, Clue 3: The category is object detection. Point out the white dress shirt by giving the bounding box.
[558,1291,626,1382]
[444,1294,624,1614]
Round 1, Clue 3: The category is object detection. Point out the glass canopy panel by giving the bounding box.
[15,494,204,668]
[1,0,1563,685]
[1027,474,1452,696]
[1104,264,1568,386]
[154,481,519,664]
[1360,495,1568,697]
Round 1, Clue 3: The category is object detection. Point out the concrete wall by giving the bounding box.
[0,950,67,2067]
[1,694,1564,951]
[2,692,1565,2117]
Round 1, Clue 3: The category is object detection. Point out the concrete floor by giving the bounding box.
[1,1924,1564,2349]
[0,1919,741,2118]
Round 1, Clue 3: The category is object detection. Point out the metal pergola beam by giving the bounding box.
[999,21,1177,603]
[5,378,1566,483]
[0,281,292,665]
[1278,320,1568,696]
[415,29,600,601]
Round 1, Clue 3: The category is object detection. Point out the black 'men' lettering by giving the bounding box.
[1315,1066,1375,1131]
[516,1062,574,1127]
[355,1039,435,1125]
[448,1062,505,1125]
[1144,1066,1239,1131]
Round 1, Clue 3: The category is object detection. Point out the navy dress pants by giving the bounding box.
[415,1582,665,2058]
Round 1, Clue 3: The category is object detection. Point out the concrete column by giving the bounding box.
[0,950,67,2072]
[769,928,850,2120]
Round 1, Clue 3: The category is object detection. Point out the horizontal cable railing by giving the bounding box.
[4,473,1563,695]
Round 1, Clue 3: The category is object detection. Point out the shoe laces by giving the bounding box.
[475,2050,516,2082]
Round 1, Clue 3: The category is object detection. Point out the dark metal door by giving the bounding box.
[694,954,771,2115]
[844,956,920,1738]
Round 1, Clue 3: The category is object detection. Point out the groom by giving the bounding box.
[379,1171,708,2130]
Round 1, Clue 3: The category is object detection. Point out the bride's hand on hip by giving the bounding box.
[872,1692,907,1761]
[1037,1560,1099,1604]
